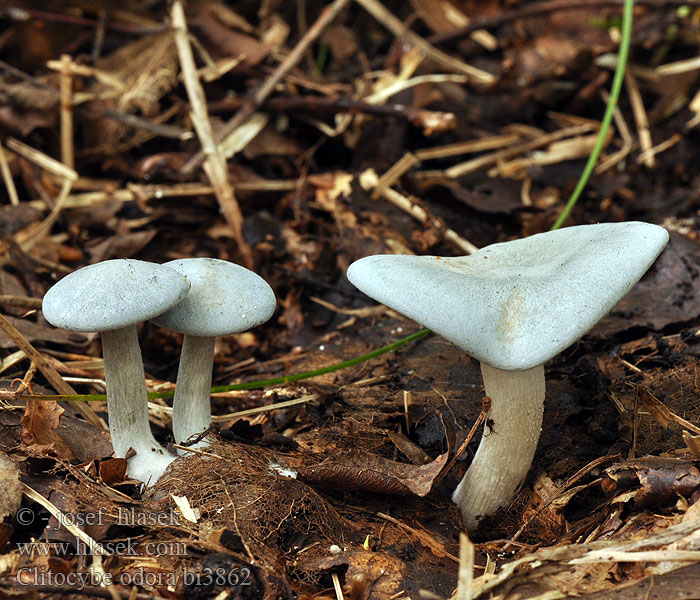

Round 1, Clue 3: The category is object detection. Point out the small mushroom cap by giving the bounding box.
[348,222,669,371]
[43,259,190,332]
[151,258,276,337]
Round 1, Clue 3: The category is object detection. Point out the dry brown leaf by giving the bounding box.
[21,400,74,459]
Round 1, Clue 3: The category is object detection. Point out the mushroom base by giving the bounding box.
[452,363,545,531]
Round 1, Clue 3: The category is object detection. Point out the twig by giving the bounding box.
[208,95,458,135]
[1,6,166,35]
[0,312,104,429]
[359,168,479,254]
[354,0,495,84]
[456,532,474,600]
[170,0,252,267]
[210,394,318,421]
[58,54,74,170]
[0,295,43,309]
[182,0,353,174]
[625,71,654,168]
[5,138,78,182]
[0,143,19,206]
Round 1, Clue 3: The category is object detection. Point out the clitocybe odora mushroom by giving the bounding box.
[42,259,190,485]
[151,258,276,449]
[347,222,669,531]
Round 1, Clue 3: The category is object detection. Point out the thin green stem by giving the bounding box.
[550,0,634,230]
[20,328,431,402]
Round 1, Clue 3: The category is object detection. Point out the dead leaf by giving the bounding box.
[602,457,700,507]
[21,400,74,460]
[298,449,450,495]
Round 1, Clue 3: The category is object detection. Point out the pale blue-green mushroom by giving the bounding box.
[151,258,276,451]
[43,259,190,485]
[347,222,669,531]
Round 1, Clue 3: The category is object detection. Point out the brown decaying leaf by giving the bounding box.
[297,412,454,496]
[602,457,700,507]
[21,400,74,460]
[98,458,127,485]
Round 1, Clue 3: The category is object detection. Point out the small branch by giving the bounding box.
[182,0,353,174]
[208,95,457,135]
[170,0,252,267]
[58,54,74,170]
[0,312,104,429]
[0,143,19,206]
[1,6,166,35]
[354,0,495,84]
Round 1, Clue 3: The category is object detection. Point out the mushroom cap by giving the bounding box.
[150,258,276,337]
[347,222,669,371]
[43,259,190,332]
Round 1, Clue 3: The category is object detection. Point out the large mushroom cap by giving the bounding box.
[348,222,669,371]
[43,259,190,332]
[151,258,276,337]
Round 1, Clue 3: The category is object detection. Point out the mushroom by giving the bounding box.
[42,259,190,485]
[151,258,276,449]
[347,222,669,530]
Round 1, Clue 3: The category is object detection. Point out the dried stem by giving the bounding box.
[170,0,252,267]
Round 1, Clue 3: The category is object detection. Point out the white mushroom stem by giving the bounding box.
[452,363,545,531]
[101,327,176,485]
[172,335,215,450]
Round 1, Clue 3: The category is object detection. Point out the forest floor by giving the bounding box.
[1,1,700,598]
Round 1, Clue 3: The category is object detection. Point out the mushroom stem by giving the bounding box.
[101,327,175,484]
[452,363,545,530]
[172,334,214,450]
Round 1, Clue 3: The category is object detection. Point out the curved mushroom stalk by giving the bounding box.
[172,335,215,451]
[452,363,545,531]
[102,327,176,485]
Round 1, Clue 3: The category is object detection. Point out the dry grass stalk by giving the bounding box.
[26,180,299,212]
[625,71,654,168]
[170,0,252,267]
[637,133,682,165]
[491,132,606,178]
[596,90,634,174]
[6,138,78,182]
[360,168,479,254]
[422,124,596,179]
[414,134,521,161]
[354,0,495,84]
[58,54,74,170]
[0,143,19,206]
[0,312,105,429]
[16,179,72,250]
[371,152,420,200]
[454,531,474,600]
